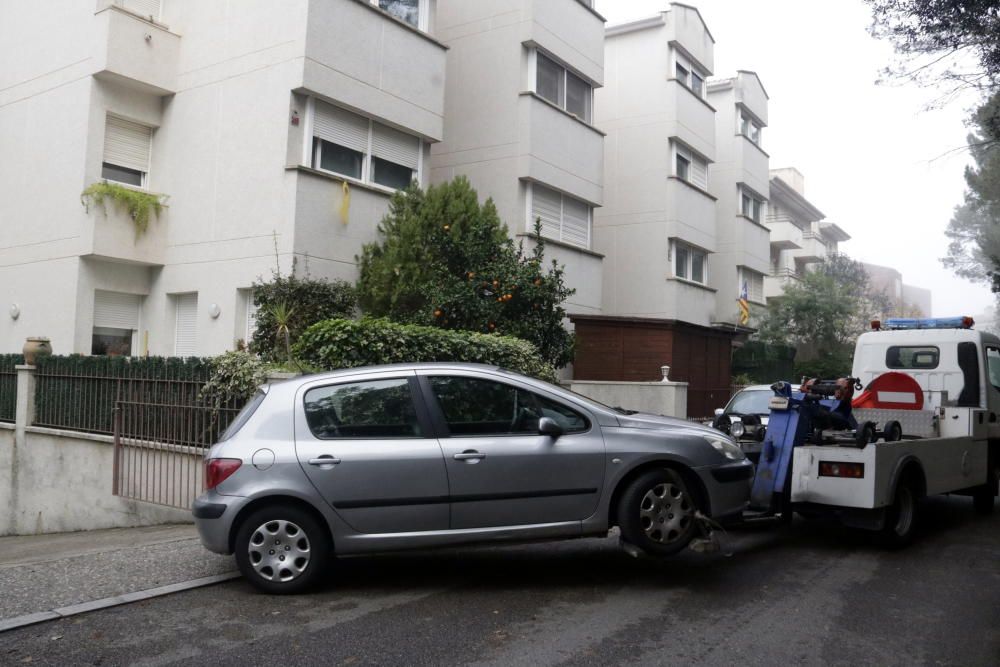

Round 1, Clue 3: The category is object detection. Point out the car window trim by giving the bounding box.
[299,373,435,441]
[417,373,592,439]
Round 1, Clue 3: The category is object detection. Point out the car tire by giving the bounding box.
[879,475,920,548]
[234,504,332,594]
[884,421,902,442]
[617,469,700,557]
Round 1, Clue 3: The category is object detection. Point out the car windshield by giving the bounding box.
[725,389,773,415]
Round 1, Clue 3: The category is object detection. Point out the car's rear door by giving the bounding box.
[418,370,605,530]
[294,371,449,534]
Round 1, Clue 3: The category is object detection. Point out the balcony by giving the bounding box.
[764,267,802,299]
[734,215,771,274]
[665,177,716,252]
[82,190,168,266]
[768,221,803,251]
[664,80,716,160]
[524,0,605,84]
[794,231,827,263]
[301,0,447,142]
[92,6,180,95]
[519,93,604,204]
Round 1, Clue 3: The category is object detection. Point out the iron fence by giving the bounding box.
[0,354,22,423]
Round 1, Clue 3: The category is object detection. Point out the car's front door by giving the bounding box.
[294,373,449,534]
[419,371,605,530]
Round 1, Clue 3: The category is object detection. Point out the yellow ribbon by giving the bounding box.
[339,180,351,225]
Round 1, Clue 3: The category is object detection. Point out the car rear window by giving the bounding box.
[886,346,939,369]
[218,388,267,442]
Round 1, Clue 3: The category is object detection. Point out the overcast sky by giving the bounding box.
[595,0,995,318]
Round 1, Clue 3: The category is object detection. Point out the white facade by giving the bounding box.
[595,4,718,325]
[706,71,770,325]
[764,168,831,299]
[431,0,606,316]
[0,0,447,356]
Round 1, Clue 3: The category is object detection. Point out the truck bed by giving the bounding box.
[790,437,988,509]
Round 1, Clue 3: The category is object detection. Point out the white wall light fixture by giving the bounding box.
[9,304,19,320]
[208,303,221,319]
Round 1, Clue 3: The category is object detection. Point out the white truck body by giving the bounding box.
[789,327,999,512]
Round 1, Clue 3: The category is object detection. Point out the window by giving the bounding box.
[371,0,424,29]
[739,268,764,303]
[428,376,588,436]
[986,347,1000,392]
[673,51,706,98]
[119,0,161,21]
[673,143,708,190]
[534,52,593,123]
[739,109,763,146]
[310,100,421,191]
[237,288,258,346]
[530,183,591,249]
[885,346,939,369]
[673,241,707,284]
[92,290,141,356]
[173,293,198,357]
[740,186,765,223]
[304,378,422,439]
[102,115,152,188]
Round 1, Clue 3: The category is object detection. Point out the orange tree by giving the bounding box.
[356,177,575,368]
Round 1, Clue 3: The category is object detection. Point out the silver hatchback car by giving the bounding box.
[194,363,753,593]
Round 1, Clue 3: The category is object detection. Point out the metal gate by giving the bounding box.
[112,400,237,510]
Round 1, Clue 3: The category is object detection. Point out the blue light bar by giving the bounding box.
[884,316,974,330]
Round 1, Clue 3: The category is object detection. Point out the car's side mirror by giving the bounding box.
[538,417,564,438]
[714,408,724,417]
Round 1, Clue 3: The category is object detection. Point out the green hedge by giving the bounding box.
[33,355,228,441]
[294,317,557,383]
[0,354,23,422]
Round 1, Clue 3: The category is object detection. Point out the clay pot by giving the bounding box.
[23,337,52,365]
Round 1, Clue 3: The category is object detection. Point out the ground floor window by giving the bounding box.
[92,290,141,356]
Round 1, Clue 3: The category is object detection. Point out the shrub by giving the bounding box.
[294,317,557,383]
[200,351,270,414]
[81,182,166,238]
[250,274,357,361]
[356,178,575,368]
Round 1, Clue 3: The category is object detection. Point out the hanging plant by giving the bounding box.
[81,182,166,238]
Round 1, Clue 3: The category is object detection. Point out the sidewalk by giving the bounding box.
[0,524,238,630]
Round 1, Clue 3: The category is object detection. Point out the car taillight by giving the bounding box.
[205,458,242,489]
[818,461,864,478]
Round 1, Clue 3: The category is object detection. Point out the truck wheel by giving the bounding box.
[972,469,997,515]
[234,504,332,594]
[884,421,902,442]
[880,476,920,548]
[617,469,699,557]
[856,422,876,448]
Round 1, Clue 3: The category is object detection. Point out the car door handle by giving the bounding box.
[453,451,485,461]
[309,456,341,466]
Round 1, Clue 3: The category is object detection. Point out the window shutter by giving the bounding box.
[121,0,161,19]
[313,101,369,153]
[690,156,708,190]
[174,293,198,357]
[531,184,562,240]
[371,122,420,169]
[94,291,141,330]
[104,115,151,173]
[245,291,259,342]
[562,196,590,248]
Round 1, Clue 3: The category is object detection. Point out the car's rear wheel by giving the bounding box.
[617,469,700,557]
[234,504,331,594]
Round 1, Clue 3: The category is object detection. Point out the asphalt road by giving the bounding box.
[2,496,997,667]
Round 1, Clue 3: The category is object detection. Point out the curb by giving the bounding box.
[0,572,241,634]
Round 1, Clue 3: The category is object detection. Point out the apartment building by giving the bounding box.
[572,3,738,417]
[0,0,446,356]
[706,71,770,325]
[430,0,606,317]
[764,168,849,298]
[863,263,933,317]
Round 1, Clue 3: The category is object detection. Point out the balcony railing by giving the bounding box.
[770,267,802,280]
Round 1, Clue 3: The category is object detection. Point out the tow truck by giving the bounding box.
[746,316,999,545]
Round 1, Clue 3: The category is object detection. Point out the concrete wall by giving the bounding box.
[0,424,190,536]
[570,381,688,420]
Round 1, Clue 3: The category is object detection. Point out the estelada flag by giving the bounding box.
[738,279,750,325]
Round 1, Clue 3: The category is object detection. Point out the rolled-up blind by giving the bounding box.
[94,290,141,330]
[372,122,420,169]
[174,293,198,357]
[314,101,369,153]
[562,196,590,248]
[104,115,151,173]
[531,184,562,240]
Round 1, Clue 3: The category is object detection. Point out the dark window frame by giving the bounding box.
[303,376,428,440]
[885,345,940,370]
